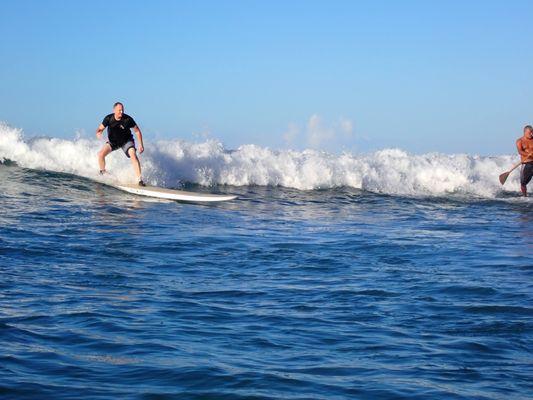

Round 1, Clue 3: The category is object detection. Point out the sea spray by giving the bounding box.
[0,122,520,197]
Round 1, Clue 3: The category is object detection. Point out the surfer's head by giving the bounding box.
[524,125,533,138]
[113,102,124,119]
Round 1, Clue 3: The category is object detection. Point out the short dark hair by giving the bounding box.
[113,102,124,108]
[525,125,533,132]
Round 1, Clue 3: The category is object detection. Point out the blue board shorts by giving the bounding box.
[107,140,136,158]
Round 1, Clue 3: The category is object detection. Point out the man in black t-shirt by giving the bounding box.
[96,102,146,186]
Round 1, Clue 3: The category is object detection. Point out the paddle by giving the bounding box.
[499,161,522,185]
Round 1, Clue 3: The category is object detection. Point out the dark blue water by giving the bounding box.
[1,165,532,399]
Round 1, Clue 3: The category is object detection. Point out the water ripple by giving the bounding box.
[0,166,532,399]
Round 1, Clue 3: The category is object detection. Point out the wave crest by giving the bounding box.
[0,122,519,197]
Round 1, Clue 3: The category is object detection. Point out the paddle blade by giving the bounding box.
[499,171,510,185]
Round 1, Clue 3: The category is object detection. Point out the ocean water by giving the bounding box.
[1,124,532,399]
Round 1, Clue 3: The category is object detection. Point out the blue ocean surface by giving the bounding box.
[0,164,532,400]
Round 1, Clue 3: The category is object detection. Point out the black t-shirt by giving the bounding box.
[102,113,137,145]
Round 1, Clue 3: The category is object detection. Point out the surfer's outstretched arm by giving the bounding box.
[133,125,144,153]
[96,123,106,139]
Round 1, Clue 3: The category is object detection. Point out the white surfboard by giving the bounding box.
[113,183,237,202]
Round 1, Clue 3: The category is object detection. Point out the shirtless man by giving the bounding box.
[516,125,533,196]
[96,102,146,186]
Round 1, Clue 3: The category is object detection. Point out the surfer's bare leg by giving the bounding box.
[521,185,527,197]
[98,143,112,172]
[128,147,142,181]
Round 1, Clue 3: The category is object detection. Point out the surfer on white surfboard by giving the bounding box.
[516,125,533,197]
[96,102,146,186]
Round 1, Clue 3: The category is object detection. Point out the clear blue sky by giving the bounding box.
[1,0,532,154]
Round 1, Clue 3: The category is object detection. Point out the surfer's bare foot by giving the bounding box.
[138,180,146,187]
[99,169,107,175]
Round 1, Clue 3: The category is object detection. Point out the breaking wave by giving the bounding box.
[0,122,521,198]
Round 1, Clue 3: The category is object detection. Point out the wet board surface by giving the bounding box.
[113,183,237,202]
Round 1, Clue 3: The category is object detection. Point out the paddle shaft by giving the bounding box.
[508,161,523,173]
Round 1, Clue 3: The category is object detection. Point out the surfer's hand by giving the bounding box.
[138,144,144,154]
[96,131,102,139]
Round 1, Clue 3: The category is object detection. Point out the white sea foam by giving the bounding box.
[0,122,521,197]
